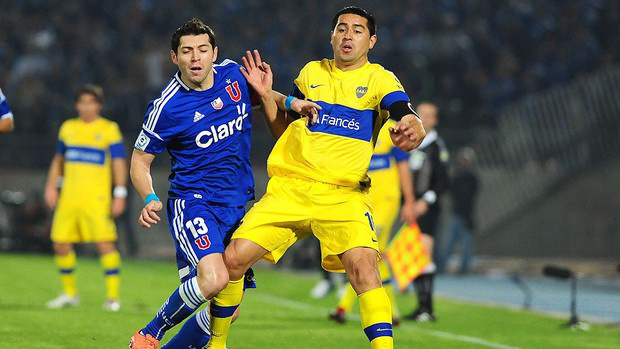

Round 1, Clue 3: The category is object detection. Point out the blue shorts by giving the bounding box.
[167,198,244,274]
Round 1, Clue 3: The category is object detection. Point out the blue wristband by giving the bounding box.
[144,193,160,206]
[284,96,295,111]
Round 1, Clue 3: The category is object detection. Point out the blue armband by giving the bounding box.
[144,193,161,206]
[284,96,295,111]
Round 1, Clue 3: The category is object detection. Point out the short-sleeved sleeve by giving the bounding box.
[391,145,409,162]
[108,122,126,159]
[0,88,13,120]
[56,122,68,155]
[134,103,177,154]
[377,70,410,111]
[292,63,311,100]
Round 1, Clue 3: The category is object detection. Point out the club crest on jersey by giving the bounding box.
[211,97,224,110]
[225,81,242,102]
[356,86,368,98]
[194,235,211,250]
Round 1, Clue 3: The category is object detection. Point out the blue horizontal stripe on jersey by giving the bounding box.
[59,268,74,274]
[380,90,409,110]
[363,322,393,341]
[109,142,126,159]
[64,146,106,165]
[308,101,374,142]
[210,304,238,318]
[104,269,120,275]
[368,153,391,171]
[391,146,409,162]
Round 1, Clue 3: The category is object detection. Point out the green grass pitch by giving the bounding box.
[0,253,618,348]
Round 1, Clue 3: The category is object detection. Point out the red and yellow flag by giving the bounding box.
[384,223,430,291]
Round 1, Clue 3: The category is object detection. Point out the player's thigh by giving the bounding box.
[232,176,312,265]
[50,206,81,243]
[222,238,269,279]
[167,199,229,269]
[312,186,379,273]
[81,207,117,243]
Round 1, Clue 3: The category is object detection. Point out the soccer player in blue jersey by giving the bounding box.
[128,18,318,349]
[206,6,426,349]
[0,87,14,132]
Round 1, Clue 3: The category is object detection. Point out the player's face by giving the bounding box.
[171,34,218,89]
[417,103,438,130]
[330,13,377,70]
[75,94,101,120]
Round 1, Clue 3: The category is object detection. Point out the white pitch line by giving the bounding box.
[252,293,528,349]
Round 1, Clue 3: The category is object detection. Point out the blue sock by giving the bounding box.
[161,307,211,349]
[142,277,206,340]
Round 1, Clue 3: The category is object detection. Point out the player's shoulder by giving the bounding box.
[214,58,240,70]
[368,62,398,80]
[301,59,330,74]
[98,117,121,130]
[0,87,6,101]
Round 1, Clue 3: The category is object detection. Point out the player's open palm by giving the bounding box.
[139,200,162,228]
[240,49,272,97]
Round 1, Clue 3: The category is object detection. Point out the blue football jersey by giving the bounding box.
[0,88,13,120]
[134,59,255,206]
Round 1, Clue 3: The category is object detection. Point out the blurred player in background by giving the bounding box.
[44,84,127,311]
[329,119,416,326]
[206,7,425,349]
[405,102,449,321]
[128,18,318,349]
[0,87,15,132]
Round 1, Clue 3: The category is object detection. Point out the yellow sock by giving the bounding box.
[378,260,400,318]
[100,251,121,300]
[209,277,244,349]
[338,283,358,313]
[359,288,393,349]
[55,251,77,297]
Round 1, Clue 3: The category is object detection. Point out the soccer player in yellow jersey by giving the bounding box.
[44,85,127,311]
[329,119,416,326]
[206,6,426,349]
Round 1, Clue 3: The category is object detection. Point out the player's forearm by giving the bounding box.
[259,93,287,139]
[112,158,128,187]
[45,155,63,190]
[130,150,156,201]
[271,90,288,112]
[0,118,14,132]
[397,160,415,204]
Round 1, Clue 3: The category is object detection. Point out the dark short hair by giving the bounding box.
[171,18,217,52]
[76,84,104,104]
[332,6,376,36]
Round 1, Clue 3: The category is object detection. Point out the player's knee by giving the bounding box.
[197,268,229,299]
[348,260,381,291]
[223,251,247,280]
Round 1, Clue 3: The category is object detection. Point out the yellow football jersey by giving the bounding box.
[368,119,409,199]
[267,59,410,186]
[56,117,125,208]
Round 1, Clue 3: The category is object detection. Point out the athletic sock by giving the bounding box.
[142,276,207,340]
[378,260,400,318]
[338,283,357,314]
[359,288,393,349]
[208,277,243,349]
[161,306,211,349]
[55,251,77,296]
[100,251,121,300]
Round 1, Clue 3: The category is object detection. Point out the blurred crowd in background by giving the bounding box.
[1,0,619,168]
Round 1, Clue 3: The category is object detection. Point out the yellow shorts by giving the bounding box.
[233,175,379,272]
[369,193,401,252]
[51,204,117,243]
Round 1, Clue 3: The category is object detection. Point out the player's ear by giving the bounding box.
[170,50,178,65]
[369,34,377,50]
[330,31,334,46]
[212,46,218,63]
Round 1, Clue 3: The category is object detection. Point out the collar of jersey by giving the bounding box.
[328,59,372,78]
[417,129,437,150]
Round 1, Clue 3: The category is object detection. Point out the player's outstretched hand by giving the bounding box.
[291,98,322,126]
[138,200,162,228]
[240,49,272,97]
[389,115,425,151]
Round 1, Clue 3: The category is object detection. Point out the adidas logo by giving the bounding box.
[193,111,205,122]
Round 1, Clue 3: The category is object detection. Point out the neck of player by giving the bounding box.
[181,69,215,91]
[334,56,368,72]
